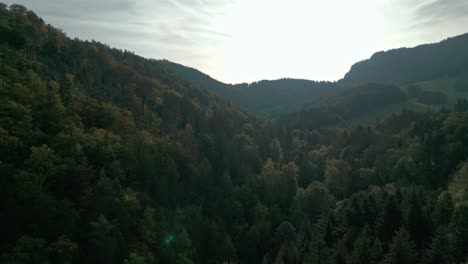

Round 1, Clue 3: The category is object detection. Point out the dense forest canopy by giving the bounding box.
[0,4,468,264]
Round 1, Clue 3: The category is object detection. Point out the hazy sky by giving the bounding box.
[3,0,468,83]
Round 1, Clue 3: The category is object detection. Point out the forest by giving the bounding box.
[0,4,468,264]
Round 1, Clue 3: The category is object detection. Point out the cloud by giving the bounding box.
[2,0,232,47]
[409,0,468,28]
[20,0,137,18]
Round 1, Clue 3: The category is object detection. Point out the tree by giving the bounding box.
[450,204,468,262]
[378,195,402,243]
[349,226,374,264]
[124,253,154,264]
[454,98,468,112]
[39,89,66,133]
[449,161,468,207]
[25,144,58,191]
[293,182,333,222]
[274,241,298,264]
[433,191,454,226]
[391,155,418,183]
[94,176,123,219]
[405,191,430,250]
[380,229,418,264]
[332,240,348,264]
[259,159,299,208]
[269,138,283,163]
[304,228,332,264]
[87,215,125,264]
[294,217,314,262]
[276,221,297,243]
[370,238,384,264]
[9,4,27,14]
[160,229,194,264]
[218,235,237,264]
[3,235,49,264]
[422,227,456,264]
[139,207,157,247]
[124,253,147,264]
[324,159,352,198]
[51,236,78,264]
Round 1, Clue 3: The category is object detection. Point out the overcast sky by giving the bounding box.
[3,0,468,83]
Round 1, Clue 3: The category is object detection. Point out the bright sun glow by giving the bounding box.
[208,0,394,82]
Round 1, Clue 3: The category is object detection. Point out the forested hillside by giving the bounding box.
[158,33,468,120]
[158,60,340,118]
[342,33,468,85]
[1,4,468,264]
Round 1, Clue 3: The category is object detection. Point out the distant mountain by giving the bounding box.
[278,32,468,125]
[342,33,468,85]
[157,60,341,118]
[160,32,468,119]
[279,83,408,129]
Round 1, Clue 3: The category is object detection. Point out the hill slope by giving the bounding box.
[342,33,468,85]
[160,32,468,119]
[157,60,341,118]
[286,33,468,124]
[0,5,268,263]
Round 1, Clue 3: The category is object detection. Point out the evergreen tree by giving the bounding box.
[422,227,456,264]
[378,195,403,243]
[349,226,374,264]
[380,229,418,264]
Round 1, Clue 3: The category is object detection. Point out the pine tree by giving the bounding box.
[433,191,454,226]
[379,228,418,264]
[349,226,374,264]
[422,227,456,264]
[378,196,402,243]
[294,217,314,262]
[303,226,332,264]
[405,191,430,250]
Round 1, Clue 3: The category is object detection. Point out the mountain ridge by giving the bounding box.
[157,59,341,118]
[342,32,468,85]
[156,32,468,119]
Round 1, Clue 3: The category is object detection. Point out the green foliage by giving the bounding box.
[292,182,333,223]
[324,159,352,198]
[417,91,447,105]
[258,159,299,208]
[449,161,468,206]
[422,227,457,264]
[380,229,418,264]
[157,59,341,119]
[349,226,376,264]
[318,83,407,120]
[2,236,50,264]
[0,5,468,264]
